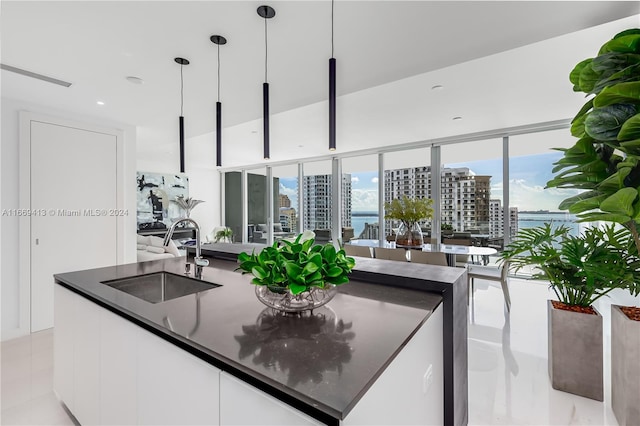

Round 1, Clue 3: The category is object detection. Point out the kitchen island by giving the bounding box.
[54,254,466,425]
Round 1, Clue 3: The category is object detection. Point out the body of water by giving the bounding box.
[350,211,582,238]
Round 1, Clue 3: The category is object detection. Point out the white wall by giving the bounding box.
[136,131,221,241]
[1,97,137,341]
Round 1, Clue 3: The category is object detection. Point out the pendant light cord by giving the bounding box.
[180,64,184,116]
[217,44,221,102]
[264,16,268,83]
[331,0,334,58]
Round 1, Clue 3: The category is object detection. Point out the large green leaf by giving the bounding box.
[593,82,640,108]
[578,61,602,93]
[572,99,594,123]
[571,113,587,138]
[599,187,638,217]
[618,113,640,141]
[591,52,640,72]
[578,211,632,224]
[570,58,593,91]
[585,104,637,141]
[302,261,319,276]
[558,190,606,213]
[288,282,307,295]
[593,63,640,94]
[599,34,640,55]
[252,266,268,280]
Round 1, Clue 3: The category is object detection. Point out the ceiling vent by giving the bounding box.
[1,64,72,87]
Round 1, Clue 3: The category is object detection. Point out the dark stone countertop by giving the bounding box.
[54,256,443,424]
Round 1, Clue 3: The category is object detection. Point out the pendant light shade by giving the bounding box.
[174,57,189,173]
[258,5,275,160]
[329,0,336,151]
[210,35,227,167]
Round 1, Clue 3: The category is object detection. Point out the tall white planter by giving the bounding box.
[611,305,640,426]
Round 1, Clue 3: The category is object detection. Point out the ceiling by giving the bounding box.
[2,1,640,169]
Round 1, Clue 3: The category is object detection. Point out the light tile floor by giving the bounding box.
[1,328,74,425]
[1,276,637,425]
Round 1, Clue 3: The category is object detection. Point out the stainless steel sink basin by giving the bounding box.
[102,272,220,304]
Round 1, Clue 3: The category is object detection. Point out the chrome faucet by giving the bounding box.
[163,217,209,275]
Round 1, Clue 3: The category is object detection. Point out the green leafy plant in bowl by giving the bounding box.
[236,234,355,312]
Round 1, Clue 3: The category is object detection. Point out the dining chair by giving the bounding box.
[373,247,408,261]
[467,261,511,312]
[344,244,373,258]
[443,238,471,267]
[410,251,448,266]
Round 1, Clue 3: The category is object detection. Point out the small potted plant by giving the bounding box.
[384,196,434,247]
[500,223,634,401]
[214,227,233,243]
[236,234,355,313]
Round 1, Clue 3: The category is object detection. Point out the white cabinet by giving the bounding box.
[54,286,219,426]
[220,372,321,425]
[53,285,75,411]
[342,305,444,425]
[99,309,138,425]
[54,284,443,426]
[138,331,220,425]
[73,296,102,425]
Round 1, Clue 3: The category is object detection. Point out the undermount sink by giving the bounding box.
[102,272,220,304]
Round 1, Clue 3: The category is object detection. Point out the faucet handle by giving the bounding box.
[194,256,209,267]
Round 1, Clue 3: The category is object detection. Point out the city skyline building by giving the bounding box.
[383,166,495,233]
[302,174,352,231]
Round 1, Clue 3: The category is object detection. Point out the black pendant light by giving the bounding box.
[329,0,336,151]
[210,35,227,167]
[258,5,275,160]
[175,57,190,173]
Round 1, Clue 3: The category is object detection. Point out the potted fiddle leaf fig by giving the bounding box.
[236,234,355,313]
[544,27,640,420]
[384,196,434,247]
[500,223,636,401]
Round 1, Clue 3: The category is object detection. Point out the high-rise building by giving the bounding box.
[279,194,291,208]
[489,199,519,239]
[383,166,491,233]
[302,174,352,231]
[279,207,297,232]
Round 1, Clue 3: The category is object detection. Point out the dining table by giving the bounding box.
[347,239,498,267]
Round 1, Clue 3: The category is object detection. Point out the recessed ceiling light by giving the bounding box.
[96,100,105,106]
[452,116,462,121]
[126,76,144,85]
[431,85,443,90]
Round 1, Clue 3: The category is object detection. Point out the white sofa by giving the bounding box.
[137,235,182,262]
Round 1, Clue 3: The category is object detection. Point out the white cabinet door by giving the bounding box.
[342,306,444,425]
[99,309,138,425]
[137,331,220,425]
[220,372,321,425]
[73,293,102,425]
[53,286,75,411]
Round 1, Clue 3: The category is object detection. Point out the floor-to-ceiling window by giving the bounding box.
[302,160,334,234]
[272,164,300,238]
[383,148,432,239]
[342,155,378,241]
[442,138,503,248]
[509,130,584,239]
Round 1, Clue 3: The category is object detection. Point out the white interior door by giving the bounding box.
[30,121,117,332]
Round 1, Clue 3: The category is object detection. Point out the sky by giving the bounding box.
[278,152,579,213]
